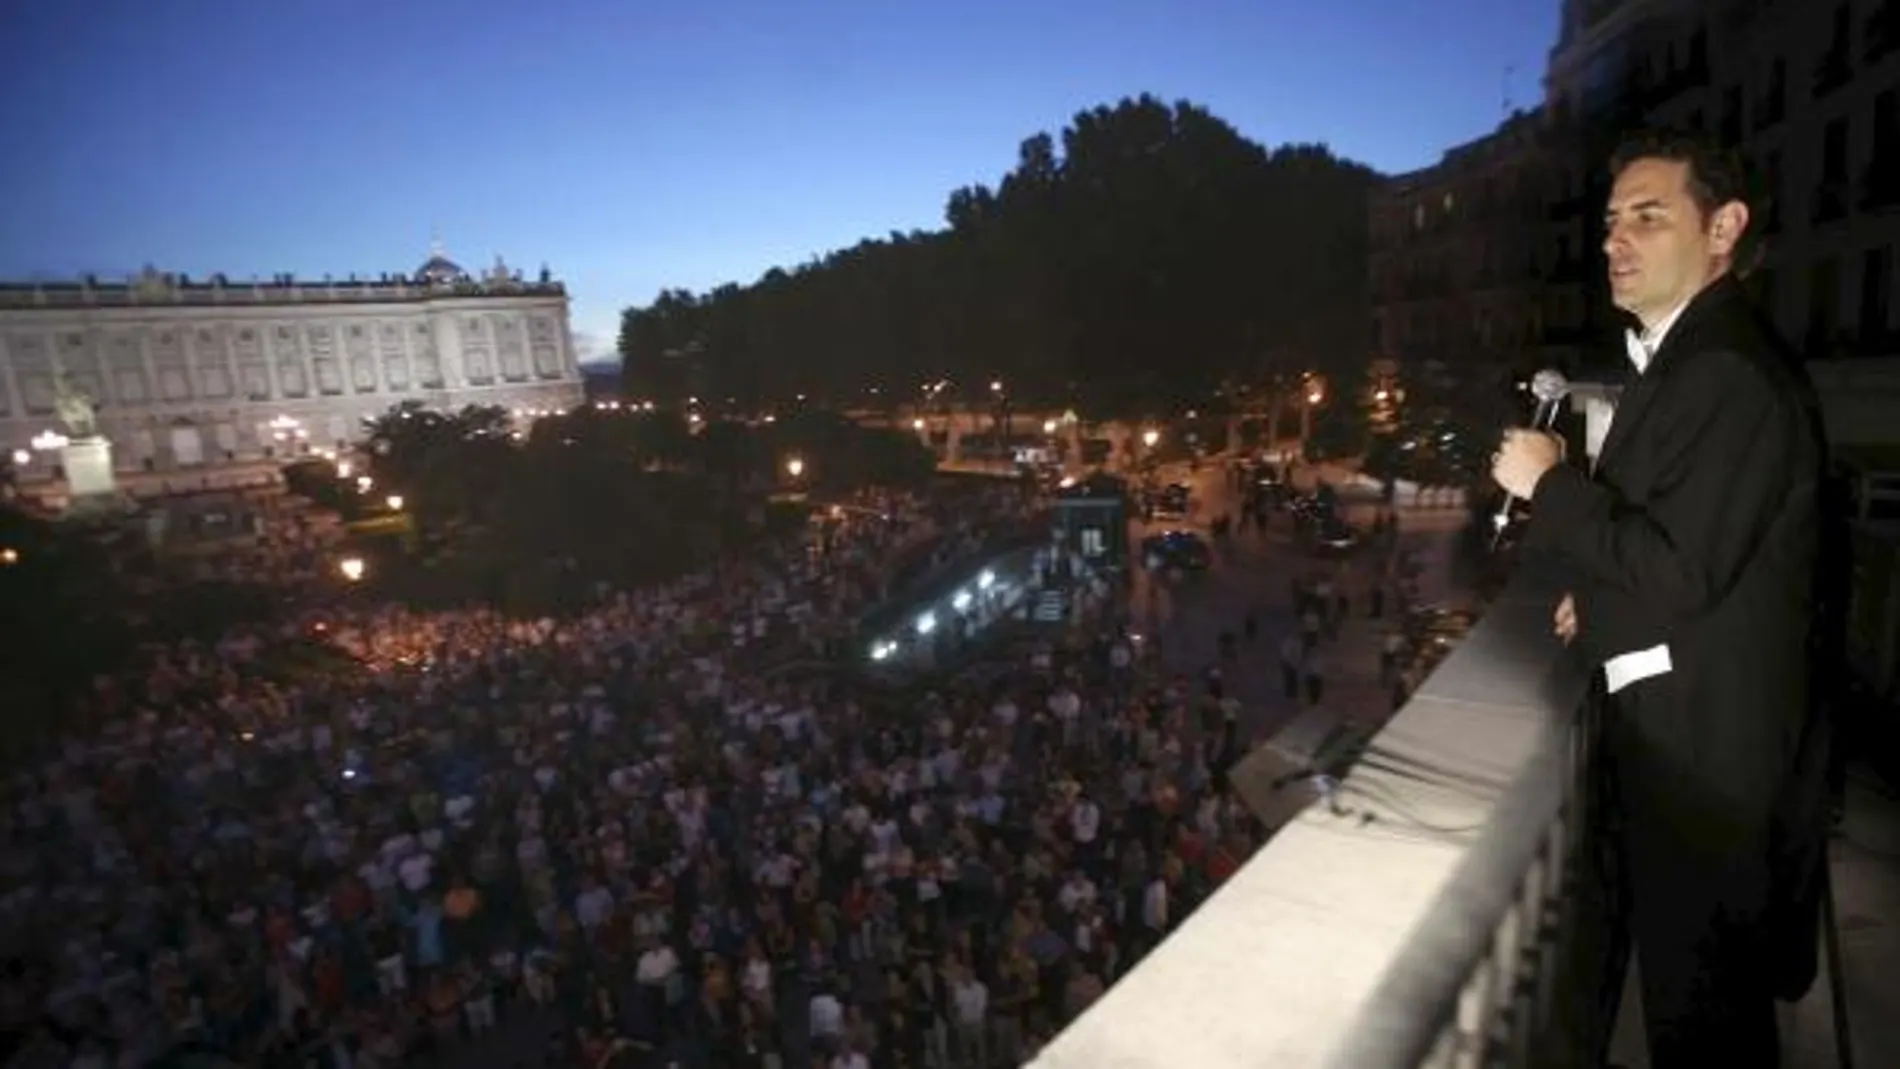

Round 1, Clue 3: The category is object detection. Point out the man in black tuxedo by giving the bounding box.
[1492,130,1831,1067]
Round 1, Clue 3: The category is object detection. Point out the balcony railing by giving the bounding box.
[1864,155,1900,212]
[1812,181,1853,225]
[1868,1,1900,64]
[1814,46,1854,98]
[1032,559,1616,1068]
[1753,86,1787,131]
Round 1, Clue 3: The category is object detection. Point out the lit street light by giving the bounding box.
[785,456,805,478]
[1141,428,1160,448]
[338,557,365,582]
[10,449,28,466]
[1,548,18,566]
[1042,419,1058,435]
[385,494,404,511]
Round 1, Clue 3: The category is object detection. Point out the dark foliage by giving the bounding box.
[620,94,1380,417]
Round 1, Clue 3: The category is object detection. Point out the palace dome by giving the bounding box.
[414,253,466,285]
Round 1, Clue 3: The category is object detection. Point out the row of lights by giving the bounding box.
[868,569,998,662]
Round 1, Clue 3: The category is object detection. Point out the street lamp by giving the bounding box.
[385,494,404,511]
[10,449,28,466]
[1041,419,1058,435]
[338,557,365,582]
[912,418,926,431]
[785,456,805,479]
[1300,380,1325,450]
[1141,428,1160,448]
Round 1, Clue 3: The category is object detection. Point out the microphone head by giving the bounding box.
[1530,368,1571,403]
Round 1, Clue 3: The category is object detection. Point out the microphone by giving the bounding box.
[1491,369,1572,547]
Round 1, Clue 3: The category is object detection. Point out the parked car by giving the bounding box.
[1306,517,1360,555]
[1155,482,1192,516]
[1287,494,1330,524]
[1251,468,1292,507]
[1142,529,1212,571]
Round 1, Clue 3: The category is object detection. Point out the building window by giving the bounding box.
[1824,119,1849,184]
[1755,58,1786,129]
[1860,247,1893,344]
[1808,258,1841,354]
[1752,267,1778,325]
[1814,5,1852,98]
[1762,149,1784,231]
[1816,120,1852,224]
[1720,85,1743,143]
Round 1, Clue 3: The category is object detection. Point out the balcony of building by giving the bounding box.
[1753,75,1788,132]
[1871,0,1900,65]
[1032,550,1900,1068]
[1813,180,1854,226]
[1814,39,1854,100]
[1864,153,1900,213]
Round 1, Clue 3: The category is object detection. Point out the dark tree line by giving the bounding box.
[345,401,935,609]
[620,94,1381,417]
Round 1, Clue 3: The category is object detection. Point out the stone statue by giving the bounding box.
[53,371,98,438]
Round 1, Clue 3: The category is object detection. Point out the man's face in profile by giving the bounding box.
[1602,156,1739,329]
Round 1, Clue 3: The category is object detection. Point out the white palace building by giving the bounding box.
[0,245,585,485]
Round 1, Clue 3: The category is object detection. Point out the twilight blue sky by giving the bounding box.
[0,0,1557,362]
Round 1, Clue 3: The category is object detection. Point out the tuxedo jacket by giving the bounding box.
[1526,276,1824,841]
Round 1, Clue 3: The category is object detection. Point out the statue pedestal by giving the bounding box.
[61,435,118,503]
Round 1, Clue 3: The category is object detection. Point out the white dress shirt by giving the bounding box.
[1602,298,1691,694]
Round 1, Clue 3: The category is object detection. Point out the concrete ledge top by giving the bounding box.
[1031,558,1591,1069]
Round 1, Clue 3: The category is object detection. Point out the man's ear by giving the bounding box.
[1707,199,1750,258]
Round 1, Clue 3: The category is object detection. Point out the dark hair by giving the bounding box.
[1608,127,1765,274]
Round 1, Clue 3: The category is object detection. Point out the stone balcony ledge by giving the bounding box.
[1032,558,1591,1069]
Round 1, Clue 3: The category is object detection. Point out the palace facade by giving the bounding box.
[0,247,584,477]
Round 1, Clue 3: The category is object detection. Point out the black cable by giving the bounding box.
[1335,777,1491,837]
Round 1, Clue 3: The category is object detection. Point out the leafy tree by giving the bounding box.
[620,94,1379,418]
[360,401,517,531]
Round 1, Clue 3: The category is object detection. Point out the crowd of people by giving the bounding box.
[0,473,1270,1069]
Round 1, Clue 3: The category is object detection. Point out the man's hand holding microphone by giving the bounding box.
[1487,368,1577,647]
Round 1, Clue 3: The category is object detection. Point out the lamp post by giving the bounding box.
[1300,378,1325,452]
[785,456,805,480]
[338,557,365,582]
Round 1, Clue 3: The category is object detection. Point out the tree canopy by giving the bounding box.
[620,94,1381,418]
[341,401,936,611]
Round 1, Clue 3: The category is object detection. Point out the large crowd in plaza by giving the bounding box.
[0,470,1313,1069]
